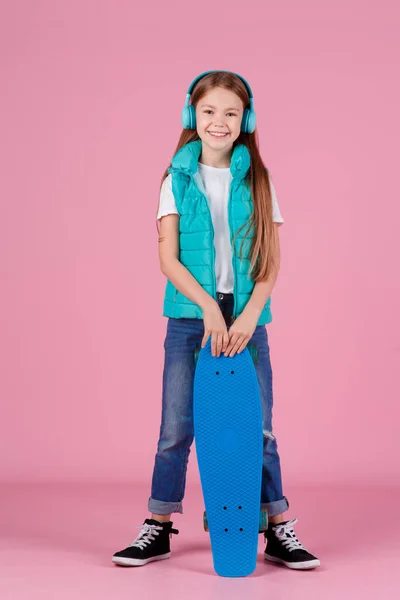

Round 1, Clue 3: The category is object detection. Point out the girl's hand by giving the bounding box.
[224,305,261,357]
[201,301,230,357]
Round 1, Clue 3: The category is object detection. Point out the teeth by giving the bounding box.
[208,132,228,137]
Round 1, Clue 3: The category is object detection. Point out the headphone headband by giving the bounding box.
[186,70,254,100]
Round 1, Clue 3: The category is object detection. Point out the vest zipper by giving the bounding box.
[227,182,237,319]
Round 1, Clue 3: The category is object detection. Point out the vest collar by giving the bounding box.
[170,139,250,180]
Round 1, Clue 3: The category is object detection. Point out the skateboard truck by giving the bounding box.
[203,508,268,533]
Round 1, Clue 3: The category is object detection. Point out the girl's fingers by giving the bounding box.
[222,331,230,352]
[236,337,249,354]
[211,331,228,356]
[228,335,246,357]
[202,331,210,348]
[224,332,239,355]
[215,333,224,357]
[211,333,217,357]
[203,330,234,356]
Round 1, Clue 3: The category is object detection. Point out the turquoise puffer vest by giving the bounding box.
[162,139,272,326]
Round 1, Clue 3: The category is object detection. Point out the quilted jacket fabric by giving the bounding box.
[162,139,272,325]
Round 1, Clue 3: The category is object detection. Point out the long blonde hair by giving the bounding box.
[157,71,279,283]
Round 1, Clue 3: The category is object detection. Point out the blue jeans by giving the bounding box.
[148,292,289,518]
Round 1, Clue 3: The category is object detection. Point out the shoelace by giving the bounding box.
[266,517,307,552]
[129,523,179,550]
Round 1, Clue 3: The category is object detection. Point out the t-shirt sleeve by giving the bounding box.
[156,174,179,221]
[268,171,284,226]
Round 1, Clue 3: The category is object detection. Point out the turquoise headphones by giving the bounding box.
[181,70,256,134]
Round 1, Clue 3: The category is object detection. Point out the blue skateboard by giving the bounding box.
[193,337,264,577]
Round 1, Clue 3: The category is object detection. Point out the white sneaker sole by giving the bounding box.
[264,553,320,570]
[112,552,171,566]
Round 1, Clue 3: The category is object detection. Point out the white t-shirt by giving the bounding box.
[156,163,284,294]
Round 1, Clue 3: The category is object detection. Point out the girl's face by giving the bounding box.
[195,87,244,151]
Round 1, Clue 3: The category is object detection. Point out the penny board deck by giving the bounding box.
[193,337,263,577]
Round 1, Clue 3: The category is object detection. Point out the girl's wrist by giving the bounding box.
[199,294,217,311]
[244,300,263,317]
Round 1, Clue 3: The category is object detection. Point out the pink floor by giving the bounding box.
[1,482,399,599]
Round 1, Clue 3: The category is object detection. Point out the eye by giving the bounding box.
[203,110,237,117]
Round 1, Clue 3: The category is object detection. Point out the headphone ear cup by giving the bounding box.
[246,110,256,134]
[241,108,256,133]
[188,104,196,129]
[182,104,196,129]
[241,108,249,133]
[181,106,189,129]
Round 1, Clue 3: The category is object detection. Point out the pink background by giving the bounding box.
[1,1,399,597]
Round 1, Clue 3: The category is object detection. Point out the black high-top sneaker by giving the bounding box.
[263,517,320,570]
[112,518,179,567]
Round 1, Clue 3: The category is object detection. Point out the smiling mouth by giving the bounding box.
[207,131,230,138]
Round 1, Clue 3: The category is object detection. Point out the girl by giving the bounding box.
[112,70,320,570]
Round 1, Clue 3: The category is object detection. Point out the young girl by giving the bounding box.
[112,70,320,570]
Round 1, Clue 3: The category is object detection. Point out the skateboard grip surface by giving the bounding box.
[193,338,263,577]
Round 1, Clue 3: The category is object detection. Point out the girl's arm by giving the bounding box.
[158,214,216,311]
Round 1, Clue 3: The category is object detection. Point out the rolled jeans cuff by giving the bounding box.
[148,497,184,515]
[148,495,289,518]
[261,495,289,518]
